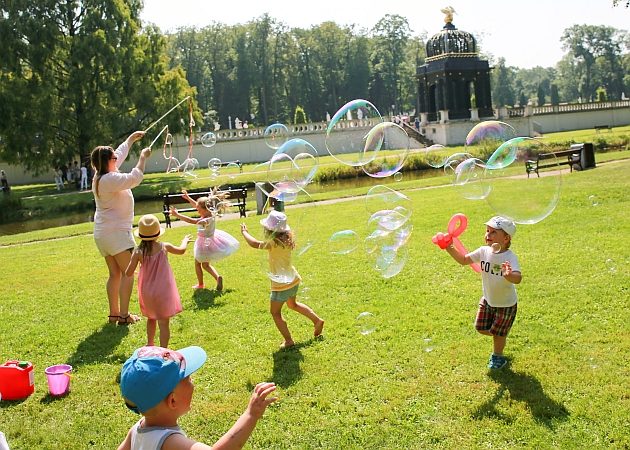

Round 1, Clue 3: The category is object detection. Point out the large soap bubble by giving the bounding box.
[465,121,516,160]
[453,157,489,200]
[365,185,412,216]
[267,138,319,194]
[325,99,383,167]
[264,123,289,150]
[361,122,410,178]
[424,144,450,168]
[328,230,359,255]
[482,137,562,224]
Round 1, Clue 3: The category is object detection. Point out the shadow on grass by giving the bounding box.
[67,323,129,368]
[472,364,570,428]
[268,337,323,389]
[192,288,230,310]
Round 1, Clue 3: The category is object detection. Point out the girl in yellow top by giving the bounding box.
[241,210,324,349]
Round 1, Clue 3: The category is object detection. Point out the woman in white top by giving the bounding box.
[91,131,152,325]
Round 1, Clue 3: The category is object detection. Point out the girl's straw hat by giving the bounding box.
[260,210,290,232]
[135,214,165,241]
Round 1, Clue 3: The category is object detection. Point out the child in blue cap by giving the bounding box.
[118,345,277,449]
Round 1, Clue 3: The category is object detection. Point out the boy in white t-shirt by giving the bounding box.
[443,216,522,369]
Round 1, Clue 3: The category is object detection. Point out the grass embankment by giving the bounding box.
[0,160,628,448]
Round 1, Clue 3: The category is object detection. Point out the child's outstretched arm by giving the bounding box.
[445,244,474,266]
[158,382,277,450]
[212,382,278,450]
[164,234,191,255]
[502,261,522,284]
[240,223,265,249]
[181,189,197,208]
[169,206,200,225]
[125,250,141,277]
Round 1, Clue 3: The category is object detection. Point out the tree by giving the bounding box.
[294,105,307,124]
[561,25,627,102]
[537,84,546,106]
[550,84,560,105]
[370,15,411,114]
[492,58,515,107]
[0,1,196,173]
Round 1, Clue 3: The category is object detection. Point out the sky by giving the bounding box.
[141,0,629,69]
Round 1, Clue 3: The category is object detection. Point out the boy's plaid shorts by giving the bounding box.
[475,297,517,337]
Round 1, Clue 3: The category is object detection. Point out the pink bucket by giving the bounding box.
[44,364,72,396]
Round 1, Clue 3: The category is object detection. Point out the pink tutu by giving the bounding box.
[194,229,239,262]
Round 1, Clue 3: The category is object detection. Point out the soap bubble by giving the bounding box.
[267,138,319,194]
[424,144,450,168]
[588,195,599,207]
[328,230,359,255]
[325,99,383,167]
[356,311,376,335]
[465,121,516,160]
[201,132,217,148]
[365,185,412,216]
[452,157,490,200]
[264,123,289,150]
[394,172,403,181]
[483,137,562,224]
[361,122,410,178]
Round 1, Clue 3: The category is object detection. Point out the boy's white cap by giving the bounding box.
[485,216,516,237]
[260,210,290,232]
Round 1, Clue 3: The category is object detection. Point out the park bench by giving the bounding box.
[594,125,612,133]
[525,147,582,178]
[162,185,247,227]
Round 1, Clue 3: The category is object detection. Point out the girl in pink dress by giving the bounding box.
[126,214,190,348]
[169,188,240,291]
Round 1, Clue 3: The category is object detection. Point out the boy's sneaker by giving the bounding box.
[488,354,508,370]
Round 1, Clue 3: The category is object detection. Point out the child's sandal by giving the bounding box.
[118,313,140,325]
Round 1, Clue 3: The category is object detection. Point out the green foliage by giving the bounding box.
[293,105,307,124]
[550,84,560,105]
[0,2,198,172]
[1,161,629,448]
[596,86,608,102]
[537,84,546,106]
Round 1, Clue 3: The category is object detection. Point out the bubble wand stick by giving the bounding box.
[144,96,191,133]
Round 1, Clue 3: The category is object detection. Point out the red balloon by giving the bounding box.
[433,213,481,273]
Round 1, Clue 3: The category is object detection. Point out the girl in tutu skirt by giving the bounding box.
[169,188,240,291]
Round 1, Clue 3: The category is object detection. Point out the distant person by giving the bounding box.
[126,214,190,348]
[169,189,239,291]
[67,161,74,184]
[60,163,68,185]
[80,163,88,190]
[54,167,64,191]
[73,161,81,189]
[240,210,324,349]
[414,117,420,130]
[437,216,522,370]
[91,130,150,325]
[118,345,277,450]
[0,170,9,193]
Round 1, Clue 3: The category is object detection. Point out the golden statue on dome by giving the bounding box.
[440,6,456,24]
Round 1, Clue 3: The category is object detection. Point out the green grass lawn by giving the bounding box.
[1,159,628,448]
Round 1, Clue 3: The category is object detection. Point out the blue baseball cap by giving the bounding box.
[120,346,207,414]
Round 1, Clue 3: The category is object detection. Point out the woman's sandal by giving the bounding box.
[118,313,140,325]
[108,315,119,324]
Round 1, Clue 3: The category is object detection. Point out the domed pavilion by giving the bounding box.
[416,9,493,124]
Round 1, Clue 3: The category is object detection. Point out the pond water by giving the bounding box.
[0,168,442,236]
